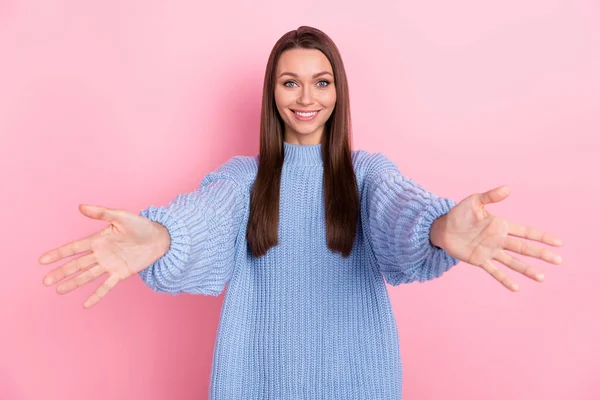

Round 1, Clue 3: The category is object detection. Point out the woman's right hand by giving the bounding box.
[38,204,171,309]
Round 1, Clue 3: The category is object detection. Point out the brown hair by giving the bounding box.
[246,26,359,258]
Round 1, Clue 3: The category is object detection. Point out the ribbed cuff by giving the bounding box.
[137,205,192,287]
[413,196,460,280]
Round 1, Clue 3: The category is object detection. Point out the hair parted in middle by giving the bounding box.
[246,26,360,259]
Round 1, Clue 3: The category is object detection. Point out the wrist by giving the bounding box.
[430,214,448,249]
[151,221,171,258]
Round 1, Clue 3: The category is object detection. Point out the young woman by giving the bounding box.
[38,26,563,399]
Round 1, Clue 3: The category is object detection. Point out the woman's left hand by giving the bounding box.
[431,185,563,292]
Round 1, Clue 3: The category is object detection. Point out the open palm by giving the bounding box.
[440,185,563,291]
[39,204,169,308]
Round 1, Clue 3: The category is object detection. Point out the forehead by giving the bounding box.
[276,48,333,76]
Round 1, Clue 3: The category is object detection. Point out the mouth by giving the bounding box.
[290,109,321,121]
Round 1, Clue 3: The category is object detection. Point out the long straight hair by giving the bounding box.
[246,26,359,258]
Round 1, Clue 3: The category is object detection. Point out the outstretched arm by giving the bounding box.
[138,173,246,296]
[363,155,460,285]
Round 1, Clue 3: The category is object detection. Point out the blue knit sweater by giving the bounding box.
[138,141,460,399]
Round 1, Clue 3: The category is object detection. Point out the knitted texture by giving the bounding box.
[138,141,460,399]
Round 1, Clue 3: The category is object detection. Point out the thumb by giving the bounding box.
[79,204,120,223]
[478,185,511,206]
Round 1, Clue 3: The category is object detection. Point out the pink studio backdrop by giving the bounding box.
[1,1,598,399]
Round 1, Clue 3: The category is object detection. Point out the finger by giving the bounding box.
[38,205,124,265]
[494,250,545,282]
[38,233,95,265]
[55,264,105,295]
[83,274,119,309]
[505,220,563,246]
[481,260,520,292]
[43,253,97,286]
[503,236,563,265]
[478,185,511,206]
[79,204,123,224]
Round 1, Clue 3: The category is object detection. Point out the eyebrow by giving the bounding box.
[278,71,333,79]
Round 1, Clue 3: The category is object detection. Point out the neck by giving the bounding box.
[283,141,323,166]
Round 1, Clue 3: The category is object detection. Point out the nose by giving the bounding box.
[297,86,315,105]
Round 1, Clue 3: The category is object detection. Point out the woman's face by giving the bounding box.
[274,48,336,145]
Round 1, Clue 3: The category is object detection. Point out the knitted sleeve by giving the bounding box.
[363,154,460,285]
[137,172,246,296]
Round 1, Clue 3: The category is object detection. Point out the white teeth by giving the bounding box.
[295,111,317,117]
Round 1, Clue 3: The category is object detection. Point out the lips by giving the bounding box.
[291,109,320,121]
[291,109,321,113]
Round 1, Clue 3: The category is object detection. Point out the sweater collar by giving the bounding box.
[283,141,323,166]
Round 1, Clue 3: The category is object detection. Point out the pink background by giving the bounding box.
[2,1,598,399]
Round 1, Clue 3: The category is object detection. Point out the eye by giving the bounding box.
[282,80,331,88]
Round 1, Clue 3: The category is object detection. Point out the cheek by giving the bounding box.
[273,89,282,108]
[275,91,293,110]
[323,90,336,108]
[274,93,288,116]
[322,93,336,119]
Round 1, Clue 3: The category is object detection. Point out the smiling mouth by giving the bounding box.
[290,108,321,118]
[290,109,321,121]
[291,109,321,114]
